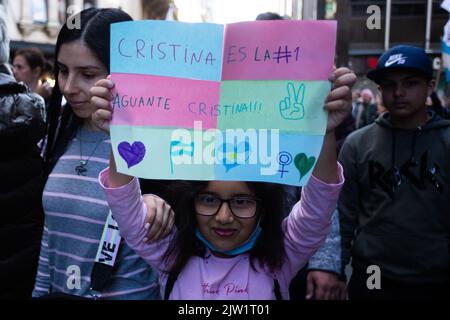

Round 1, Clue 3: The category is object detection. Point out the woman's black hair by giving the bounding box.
[163,180,287,276]
[43,8,132,174]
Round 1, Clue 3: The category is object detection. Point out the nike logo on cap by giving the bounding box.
[385,54,407,67]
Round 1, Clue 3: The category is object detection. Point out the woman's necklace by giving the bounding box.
[75,130,104,176]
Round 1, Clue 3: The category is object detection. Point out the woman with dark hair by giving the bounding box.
[90,67,356,299]
[12,47,53,101]
[33,8,161,299]
[13,48,45,92]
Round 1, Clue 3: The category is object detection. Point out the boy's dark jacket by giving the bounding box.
[338,111,450,284]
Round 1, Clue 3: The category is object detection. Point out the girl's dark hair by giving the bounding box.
[164,180,287,276]
[14,47,45,76]
[44,8,132,174]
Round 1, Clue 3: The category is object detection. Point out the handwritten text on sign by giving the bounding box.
[110,20,336,186]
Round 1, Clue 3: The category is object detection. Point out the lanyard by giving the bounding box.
[90,211,121,299]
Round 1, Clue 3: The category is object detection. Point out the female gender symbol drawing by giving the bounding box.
[277,151,293,178]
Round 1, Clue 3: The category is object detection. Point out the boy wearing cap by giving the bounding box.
[338,45,450,299]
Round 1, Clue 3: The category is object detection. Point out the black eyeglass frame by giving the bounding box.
[193,193,261,219]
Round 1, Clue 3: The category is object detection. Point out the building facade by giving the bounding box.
[3,0,446,83]
[2,0,150,57]
[335,0,447,78]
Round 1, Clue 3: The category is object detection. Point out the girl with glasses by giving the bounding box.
[92,67,356,299]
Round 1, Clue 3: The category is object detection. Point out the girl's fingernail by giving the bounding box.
[143,237,148,242]
[144,223,150,230]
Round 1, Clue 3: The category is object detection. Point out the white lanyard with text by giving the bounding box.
[90,211,121,299]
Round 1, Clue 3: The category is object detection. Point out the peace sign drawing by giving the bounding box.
[279,82,306,120]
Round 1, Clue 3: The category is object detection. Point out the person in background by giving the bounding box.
[256,12,285,20]
[355,88,378,129]
[142,0,178,20]
[0,5,46,299]
[351,89,361,118]
[12,47,52,100]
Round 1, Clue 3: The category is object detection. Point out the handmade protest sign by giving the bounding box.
[110,19,336,186]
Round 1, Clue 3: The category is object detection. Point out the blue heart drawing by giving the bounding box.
[118,141,146,168]
[220,141,251,172]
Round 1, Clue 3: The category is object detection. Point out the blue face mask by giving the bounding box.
[195,221,262,256]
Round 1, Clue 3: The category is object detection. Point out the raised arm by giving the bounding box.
[90,77,133,188]
[277,67,355,289]
[312,67,356,184]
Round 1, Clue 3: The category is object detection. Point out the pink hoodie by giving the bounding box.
[99,165,344,299]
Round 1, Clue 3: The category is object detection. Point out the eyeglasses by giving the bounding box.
[194,193,260,219]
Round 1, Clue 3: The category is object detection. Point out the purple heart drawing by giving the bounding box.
[118,141,146,168]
